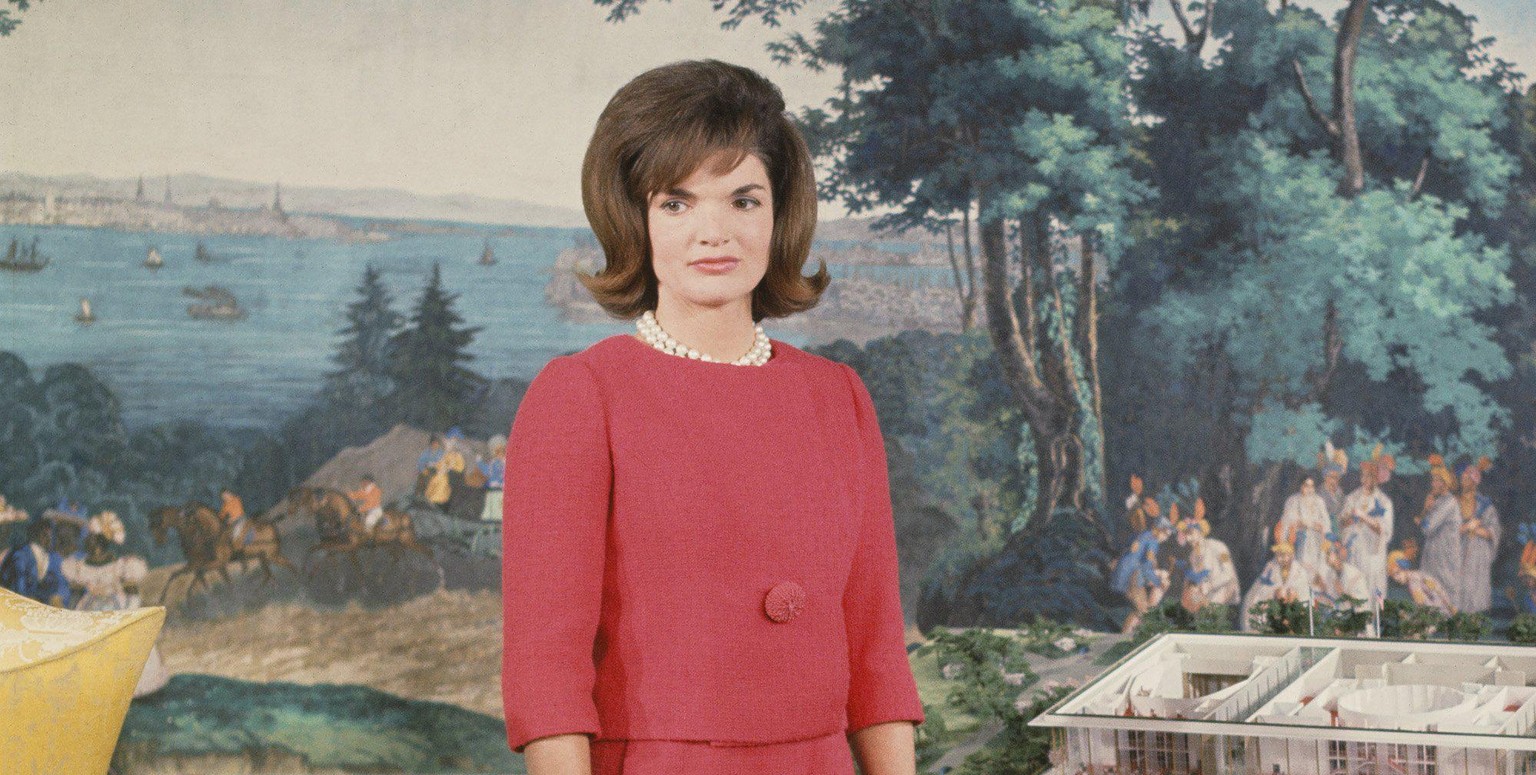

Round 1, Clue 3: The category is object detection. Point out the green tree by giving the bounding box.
[773,0,1146,527]
[386,263,486,432]
[1124,0,1518,576]
[325,264,403,429]
[919,627,1070,775]
[1,0,36,37]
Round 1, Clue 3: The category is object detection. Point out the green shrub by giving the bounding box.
[1248,598,1310,635]
[1094,602,1233,665]
[1190,603,1235,633]
[1444,611,1491,642]
[1382,599,1445,639]
[1015,615,1088,659]
[1317,597,1372,637]
[951,684,1075,775]
[1507,613,1536,644]
[913,699,949,771]
[917,627,1069,775]
[922,628,1037,719]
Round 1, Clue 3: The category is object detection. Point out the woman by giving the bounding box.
[1274,477,1329,574]
[1454,456,1499,614]
[1112,515,1172,633]
[1339,456,1393,607]
[61,533,170,696]
[501,60,924,775]
[1417,454,1461,606]
[476,435,506,522]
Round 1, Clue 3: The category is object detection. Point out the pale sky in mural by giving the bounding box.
[0,0,1531,213]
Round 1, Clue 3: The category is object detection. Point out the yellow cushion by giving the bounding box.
[0,586,165,774]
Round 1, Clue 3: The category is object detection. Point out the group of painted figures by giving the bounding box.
[0,427,507,607]
[0,495,170,696]
[1112,445,1504,635]
[412,427,507,524]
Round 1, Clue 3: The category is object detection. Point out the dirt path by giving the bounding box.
[155,587,505,719]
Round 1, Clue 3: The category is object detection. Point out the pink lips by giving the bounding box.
[689,258,739,273]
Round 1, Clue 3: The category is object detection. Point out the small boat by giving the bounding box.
[183,284,247,321]
[479,239,497,266]
[1,236,50,273]
[74,298,95,325]
[195,241,214,263]
[144,247,164,270]
[187,303,247,321]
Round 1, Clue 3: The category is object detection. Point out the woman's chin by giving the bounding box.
[661,287,757,311]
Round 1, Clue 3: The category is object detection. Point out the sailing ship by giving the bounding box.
[1,236,50,272]
[479,239,497,266]
[144,247,164,270]
[194,241,214,263]
[182,284,247,321]
[75,298,96,325]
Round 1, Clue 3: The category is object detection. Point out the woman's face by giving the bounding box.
[646,151,773,317]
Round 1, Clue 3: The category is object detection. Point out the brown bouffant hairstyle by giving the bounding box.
[579,59,829,322]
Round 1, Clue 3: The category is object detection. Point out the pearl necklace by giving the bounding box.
[637,310,771,366]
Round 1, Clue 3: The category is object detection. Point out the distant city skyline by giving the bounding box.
[0,0,1530,215]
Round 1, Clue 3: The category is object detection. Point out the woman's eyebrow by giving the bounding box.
[658,183,767,199]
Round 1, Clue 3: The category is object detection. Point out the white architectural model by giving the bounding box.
[1030,632,1536,775]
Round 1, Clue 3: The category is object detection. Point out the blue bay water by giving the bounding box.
[0,222,638,430]
[0,222,940,431]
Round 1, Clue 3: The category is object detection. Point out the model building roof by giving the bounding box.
[1029,632,1536,752]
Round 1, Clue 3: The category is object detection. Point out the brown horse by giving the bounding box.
[226,504,300,587]
[284,487,433,582]
[148,502,235,604]
[149,502,299,604]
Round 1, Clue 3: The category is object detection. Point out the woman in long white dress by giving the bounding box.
[62,532,170,696]
[1275,477,1330,574]
[1455,458,1500,614]
[1340,457,1393,607]
[1417,455,1462,607]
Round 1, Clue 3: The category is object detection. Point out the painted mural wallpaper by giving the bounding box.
[2,0,1534,772]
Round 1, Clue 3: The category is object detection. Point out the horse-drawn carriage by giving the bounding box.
[283,487,502,605]
[145,485,503,608]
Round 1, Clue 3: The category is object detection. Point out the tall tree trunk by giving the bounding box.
[1241,462,1288,584]
[1076,233,1107,510]
[1293,0,1370,198]
[979,206,1082,525]
[945,221,962,329]
[962,205,978,329]
[1168,0,1216,56]
[1331,0,1369,197]
[945,208,978,331]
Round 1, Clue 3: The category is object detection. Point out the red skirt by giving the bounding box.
[590,731,855,775]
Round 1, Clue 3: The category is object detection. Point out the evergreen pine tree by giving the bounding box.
[386,263,486,431]
[325,263,402,414]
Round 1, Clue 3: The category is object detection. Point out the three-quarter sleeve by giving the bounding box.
[501,355,612,753]
[839,363,926,733]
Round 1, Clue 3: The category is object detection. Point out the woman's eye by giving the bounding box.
[659,200,687,213]
[734,198,761,210]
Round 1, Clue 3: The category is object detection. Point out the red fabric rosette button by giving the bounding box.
[763,581,807,623]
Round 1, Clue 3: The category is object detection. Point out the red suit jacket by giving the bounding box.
[501,334,923,753]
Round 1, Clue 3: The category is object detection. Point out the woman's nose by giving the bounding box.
[696,205,730,245]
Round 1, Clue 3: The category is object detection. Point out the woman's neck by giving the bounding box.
[651,298,757,362]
